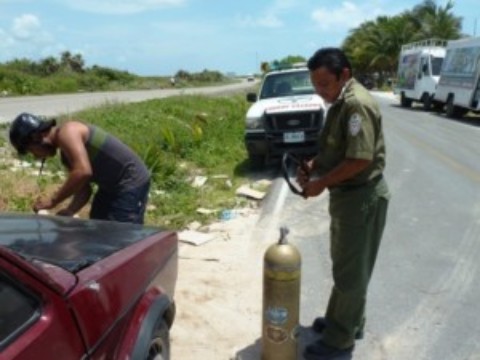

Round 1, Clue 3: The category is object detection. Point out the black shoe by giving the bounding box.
[312,317,364,340]
[303,338,354,360]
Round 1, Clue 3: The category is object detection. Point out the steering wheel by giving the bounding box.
[281,153,307,197]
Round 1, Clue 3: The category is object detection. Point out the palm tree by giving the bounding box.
[59,51,85,73]
[39,56,60,76]
[60,51,73,70]
[408,0,462,39]
[342,1,463,84]
[70,53,85,73]
[343,15,414,78]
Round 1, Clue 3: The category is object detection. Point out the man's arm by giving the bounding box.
[34,122,92,212]
[56,183,92,216]
[302,158,371,198]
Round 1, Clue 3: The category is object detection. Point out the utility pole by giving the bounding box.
[474,18,477,36]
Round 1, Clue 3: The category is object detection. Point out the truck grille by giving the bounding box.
[265,111,322,131]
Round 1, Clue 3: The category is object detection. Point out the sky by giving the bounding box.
[0,0,478,76]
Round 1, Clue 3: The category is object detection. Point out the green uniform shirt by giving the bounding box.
[314,78,386,188]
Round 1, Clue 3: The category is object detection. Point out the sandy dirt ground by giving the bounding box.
[170,208,268,360]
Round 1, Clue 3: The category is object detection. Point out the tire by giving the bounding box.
[445,96,455,118]
[248,154,265,170]
[146,319,170,360]
[432,101,444,112]
[400,92,412,108]
[422,93,432,111]
[445,96,466,119]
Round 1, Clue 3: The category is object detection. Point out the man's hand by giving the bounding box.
[56,208,75,217]
[302,178,326,198]
[33,197,56,213]
[296,159,313,187]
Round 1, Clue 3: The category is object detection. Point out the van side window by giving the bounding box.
[423,61,429,74]
[431,56,443,76]
[0,273,40,349]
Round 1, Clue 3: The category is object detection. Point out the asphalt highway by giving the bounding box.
[261,92,480,360]
[0,80,256,124]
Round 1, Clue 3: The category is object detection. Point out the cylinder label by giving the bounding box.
[266,325,288,344]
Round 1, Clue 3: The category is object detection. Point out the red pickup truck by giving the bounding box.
[0,213,178,360]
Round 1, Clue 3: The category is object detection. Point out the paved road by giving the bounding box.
[264,92,480,359]
[0,80,257,124]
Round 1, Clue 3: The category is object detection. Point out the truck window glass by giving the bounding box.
[0,274,40,347]
[431,57,443,76]
[260,71,314,99]
[260,77,276,99]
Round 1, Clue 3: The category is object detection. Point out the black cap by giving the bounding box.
[9,113,56,155]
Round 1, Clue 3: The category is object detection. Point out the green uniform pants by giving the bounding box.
[322,177,390,349]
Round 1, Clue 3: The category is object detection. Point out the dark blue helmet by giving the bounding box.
[9,113,56,155]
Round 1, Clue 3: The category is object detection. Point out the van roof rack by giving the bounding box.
[401,38,448,51]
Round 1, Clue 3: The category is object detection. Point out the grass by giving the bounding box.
[0,93,260,229]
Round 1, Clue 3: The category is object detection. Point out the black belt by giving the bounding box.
[331,174,383,192]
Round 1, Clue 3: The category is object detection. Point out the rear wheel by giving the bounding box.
[422,93,432,111]
[248,154,265,170]
[147,319,169,360]
[445,96,466,119]
[432,101,444,112]
[400,92,412,108]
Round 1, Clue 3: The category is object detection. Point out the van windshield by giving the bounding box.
[431,56,443,76]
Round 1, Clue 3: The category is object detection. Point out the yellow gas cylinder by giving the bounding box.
[262,227,301,360]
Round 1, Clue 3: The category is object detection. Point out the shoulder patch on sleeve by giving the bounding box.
[348,113,362,136]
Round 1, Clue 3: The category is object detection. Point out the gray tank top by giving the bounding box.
[62,125,150,192]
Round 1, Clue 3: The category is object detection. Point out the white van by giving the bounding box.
[434,36,480,118]
[394,39,447,110]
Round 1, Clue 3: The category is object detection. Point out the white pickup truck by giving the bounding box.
[244,66,326,169]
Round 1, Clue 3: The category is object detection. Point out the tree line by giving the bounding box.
[0,51,138,95]
[265,0,463,88]
[0,51,227,96]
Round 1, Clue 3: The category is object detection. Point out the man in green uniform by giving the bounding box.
[297,48,390,359]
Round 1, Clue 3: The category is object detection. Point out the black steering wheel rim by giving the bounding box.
[281,152,306,196]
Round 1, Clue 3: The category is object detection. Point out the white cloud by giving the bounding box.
[0,28,14,49]
[235,0,307,29]
[258,14,283,28]
[0,14,59,62]
[238,13,283,28]
[311,1,389,32]
[271,0,296,12]
[12,14,41,40]
[10,14,54,46]
[64,0,185,15]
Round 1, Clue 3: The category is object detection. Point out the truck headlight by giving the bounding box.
[246,116,265,129]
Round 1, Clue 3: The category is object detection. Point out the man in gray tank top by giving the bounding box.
[9,112,151,224]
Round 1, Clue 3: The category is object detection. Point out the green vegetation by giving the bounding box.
[0,51,232,96]
[0,94,254,229]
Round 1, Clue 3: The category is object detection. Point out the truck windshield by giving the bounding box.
[431,56,443,76]
[260,70,314,99]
